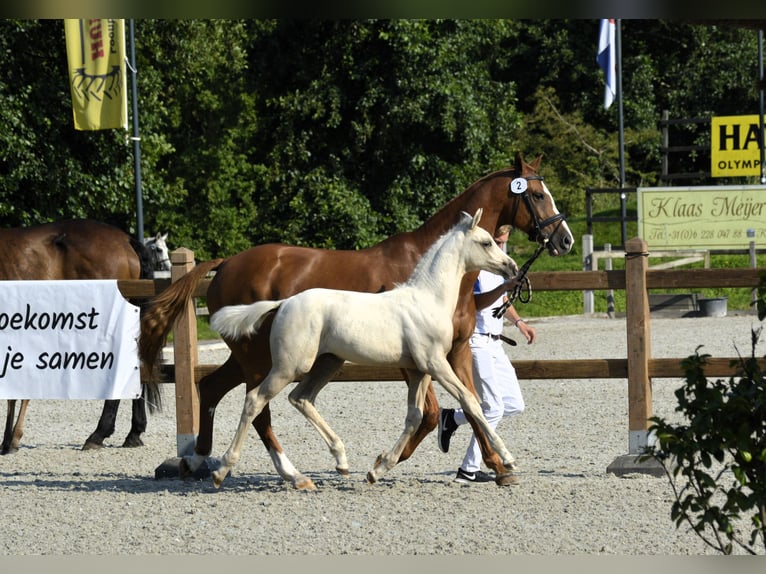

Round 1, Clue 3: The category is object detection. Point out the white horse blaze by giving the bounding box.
[209,208,519,488]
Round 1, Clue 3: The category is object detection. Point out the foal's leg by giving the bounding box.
[396,373,440,463]
[367,370,432,483]
[430,359,517,470]
[183,355,315,490]
[287,355,348,475]
[211,371,295,489]
[446,339,510,481]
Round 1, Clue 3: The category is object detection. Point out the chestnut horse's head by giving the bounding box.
[499,152,573,257]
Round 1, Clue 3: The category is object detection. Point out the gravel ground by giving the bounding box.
[2,312,765,556]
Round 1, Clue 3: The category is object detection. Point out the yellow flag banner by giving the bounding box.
[64,19,127,131]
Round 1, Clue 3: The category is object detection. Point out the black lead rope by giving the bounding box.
[491,238,548,319]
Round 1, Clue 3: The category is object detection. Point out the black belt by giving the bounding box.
[477,332,517,346]
[478,333,502,340]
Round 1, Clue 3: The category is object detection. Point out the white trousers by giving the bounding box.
[453,333,525,472]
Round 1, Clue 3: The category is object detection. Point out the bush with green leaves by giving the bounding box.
[643,290,766,554]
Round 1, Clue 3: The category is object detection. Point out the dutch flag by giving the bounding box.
[597,19,616,110]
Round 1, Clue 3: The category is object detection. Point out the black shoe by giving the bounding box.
[454,468,494,484]
[437,408,457,453]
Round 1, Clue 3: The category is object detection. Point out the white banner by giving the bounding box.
[0,280,140,399]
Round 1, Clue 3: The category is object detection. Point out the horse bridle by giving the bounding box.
[491,173,567,319]
[148,242,170,271]
[510,174,567,244]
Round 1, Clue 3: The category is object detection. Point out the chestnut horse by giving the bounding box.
[139,152,573,488]
[0,219,164,454]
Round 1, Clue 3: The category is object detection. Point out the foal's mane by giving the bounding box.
[396,216,470,291]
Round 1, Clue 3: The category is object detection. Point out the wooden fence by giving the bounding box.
[118,240,766,475]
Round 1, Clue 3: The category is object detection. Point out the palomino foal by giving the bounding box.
[209,209,519,488]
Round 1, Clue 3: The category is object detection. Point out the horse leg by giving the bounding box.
[181,355,314,490]
[395,339,474,464]
[287,355,348,476]
[447,340,510,483]
[121,392,148,448]
[82,400,119,450]
[2,400,17,454]
[367,370,431,483]
[211,371,294,489]
[2,399,28,454]
[429,359,517,473]
[181,356,244,476]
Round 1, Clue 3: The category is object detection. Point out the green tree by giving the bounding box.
[644,287,766,554]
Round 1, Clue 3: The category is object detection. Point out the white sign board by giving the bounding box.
[0,280,141,399]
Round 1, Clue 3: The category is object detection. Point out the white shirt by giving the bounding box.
[473,270,506,336]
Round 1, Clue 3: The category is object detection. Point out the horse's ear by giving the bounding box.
[514,151,525,170]
[530,154,543,171]
[471,208,483,229]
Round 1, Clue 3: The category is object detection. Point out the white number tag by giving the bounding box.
[510,178,527,194]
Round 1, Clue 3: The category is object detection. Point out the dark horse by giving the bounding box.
[139,153,573,488]
[1,219,163,454]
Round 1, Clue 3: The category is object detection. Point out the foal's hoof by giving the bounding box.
[81,440,105,451]
[211,470,226,489]
[495,471,520,486]
[366,470,377,484]
[336,466,350,477]
[294,477,318,491]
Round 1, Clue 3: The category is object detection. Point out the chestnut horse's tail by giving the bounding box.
[138,258,226,394]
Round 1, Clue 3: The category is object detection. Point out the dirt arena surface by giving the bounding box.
[2,312,765,555]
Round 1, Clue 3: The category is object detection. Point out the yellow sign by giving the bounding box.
[711,115,764,177]
[64,19,127,131]
[638,185,766,249]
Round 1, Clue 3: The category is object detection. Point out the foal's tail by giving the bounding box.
[209,301,282,341]
[138,258,225,393]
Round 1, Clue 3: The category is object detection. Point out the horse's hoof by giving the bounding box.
[81,441,104,451]
[1,446,18,455]
[336,466,350,477]
[211,471,225,489]
[121,435,144,448]
[366,470,377,484]
[178,457,193,479]
[495,471,520,486]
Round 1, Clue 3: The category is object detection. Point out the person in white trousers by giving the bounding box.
[437,225,536,485]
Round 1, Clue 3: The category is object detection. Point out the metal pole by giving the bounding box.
[128,19,144,241]
[616,19,627,245]
[758,29,765,184]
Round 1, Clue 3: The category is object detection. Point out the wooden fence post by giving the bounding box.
[607,236,663,476]
[170,248,199,457]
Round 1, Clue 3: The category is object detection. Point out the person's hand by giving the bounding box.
[517,320,536,344]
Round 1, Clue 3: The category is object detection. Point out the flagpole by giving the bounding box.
[127,19,144,242]
[616,19,627,245]
[758,28,765,185]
